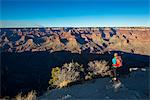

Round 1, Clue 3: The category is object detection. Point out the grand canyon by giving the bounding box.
[1,27,150,99]
[1,27,150,55]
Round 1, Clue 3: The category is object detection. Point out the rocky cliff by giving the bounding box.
[0,27,150,55]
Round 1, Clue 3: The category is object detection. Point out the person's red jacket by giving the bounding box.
[112,56,122,68]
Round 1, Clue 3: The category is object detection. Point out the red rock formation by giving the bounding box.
[26,39,34,46]
[45,37,51,43]
[85,33,102,45]
[15,41,19,46]
[1,27,150,55]
[103,30,110,39]
[20,35,25,42]
[61,32,74,39]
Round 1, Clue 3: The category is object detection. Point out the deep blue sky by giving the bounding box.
[1,0,150,27]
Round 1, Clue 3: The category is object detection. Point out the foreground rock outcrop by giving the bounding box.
[39,67,149,100]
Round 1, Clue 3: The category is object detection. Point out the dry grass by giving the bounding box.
[0,91,37,100]
[15,90,36,100]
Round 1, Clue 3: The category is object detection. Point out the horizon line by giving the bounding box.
[0,26,150,28]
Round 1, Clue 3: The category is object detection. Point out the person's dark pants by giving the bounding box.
[112,67,117,78]
[111,67,117,79]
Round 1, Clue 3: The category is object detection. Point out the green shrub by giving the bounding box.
[49,67,61,87]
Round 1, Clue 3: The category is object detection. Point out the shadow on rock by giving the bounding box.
[1,50,149,97]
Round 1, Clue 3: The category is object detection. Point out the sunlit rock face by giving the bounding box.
[108,28,150,55]
[0,27,150,55]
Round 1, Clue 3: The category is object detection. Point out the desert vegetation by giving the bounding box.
[1,60,110,99]
[15,91,37,100]
[88,60,110,77]
[1,91,37,100]
[49,62,84,88]
[49,60,110,88]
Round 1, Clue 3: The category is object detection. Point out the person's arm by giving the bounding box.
[118,56,122,66]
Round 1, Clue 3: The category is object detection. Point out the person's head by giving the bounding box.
[114,53,118,58]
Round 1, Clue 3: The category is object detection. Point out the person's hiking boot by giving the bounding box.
[112,77,117,81]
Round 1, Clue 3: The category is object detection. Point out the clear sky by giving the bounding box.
[1,0,150,27]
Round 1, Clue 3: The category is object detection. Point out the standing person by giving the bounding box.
[111,53,122,81]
